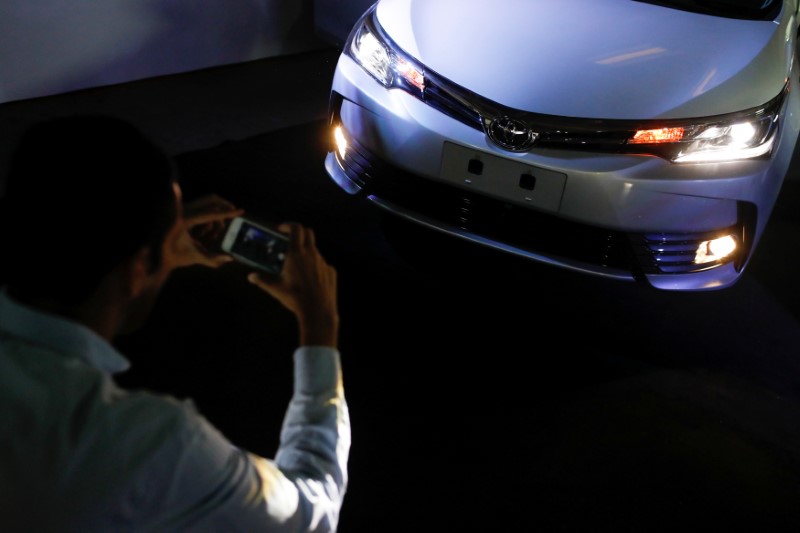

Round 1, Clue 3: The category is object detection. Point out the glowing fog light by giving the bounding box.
[694,235,737,264]
[334,125,348,159]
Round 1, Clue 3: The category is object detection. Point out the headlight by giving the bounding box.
[671,117,777,163]
[626,107,780,163]
[345,6,425,97]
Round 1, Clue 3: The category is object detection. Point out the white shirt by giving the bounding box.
[0,288,350,532]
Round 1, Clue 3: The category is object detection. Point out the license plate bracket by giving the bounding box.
[439,142,566,212]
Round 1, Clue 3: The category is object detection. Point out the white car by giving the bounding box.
[323,0,800,291]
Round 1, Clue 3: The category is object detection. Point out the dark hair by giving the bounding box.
[0,114,178,305]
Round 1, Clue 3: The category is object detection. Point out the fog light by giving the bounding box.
[695,235,737,264]
[334,125,348,159]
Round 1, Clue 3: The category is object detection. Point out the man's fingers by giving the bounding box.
[248,272,277,290]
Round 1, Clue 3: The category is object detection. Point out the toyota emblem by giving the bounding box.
[487,116,537,151]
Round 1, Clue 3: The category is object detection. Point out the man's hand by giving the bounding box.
[247,223,339,348]
[175,194,244,268]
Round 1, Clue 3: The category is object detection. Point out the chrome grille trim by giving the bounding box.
[421,65,787,157]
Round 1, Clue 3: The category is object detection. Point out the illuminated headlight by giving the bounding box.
[345,7,425,96]
[673,115,777,163]
[626,100,782,163]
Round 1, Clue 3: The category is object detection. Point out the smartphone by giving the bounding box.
[221,216,289,275]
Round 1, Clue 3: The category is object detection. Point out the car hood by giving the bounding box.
[376,0,793,119]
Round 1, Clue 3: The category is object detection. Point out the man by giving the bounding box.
[0,115,349,532]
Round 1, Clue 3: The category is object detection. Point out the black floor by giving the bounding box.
[4,48,800,531]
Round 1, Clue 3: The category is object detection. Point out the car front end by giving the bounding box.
[324,0,800,290]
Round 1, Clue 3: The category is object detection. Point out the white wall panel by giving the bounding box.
[0,0,326,103]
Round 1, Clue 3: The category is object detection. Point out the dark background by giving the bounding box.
[2,43,800,532]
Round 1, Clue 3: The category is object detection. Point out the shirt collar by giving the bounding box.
[0,287,130,374]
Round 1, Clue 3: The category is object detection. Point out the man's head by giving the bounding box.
[1,114,180,328]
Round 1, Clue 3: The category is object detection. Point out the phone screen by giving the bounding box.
[230,220,288,274]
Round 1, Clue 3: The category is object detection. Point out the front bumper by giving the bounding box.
[326,140,754,291]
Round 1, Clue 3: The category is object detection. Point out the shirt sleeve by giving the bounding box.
[132,346,350,532]
[274,346,351,530]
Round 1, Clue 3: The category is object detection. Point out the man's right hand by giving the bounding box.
[247,222,339,348]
